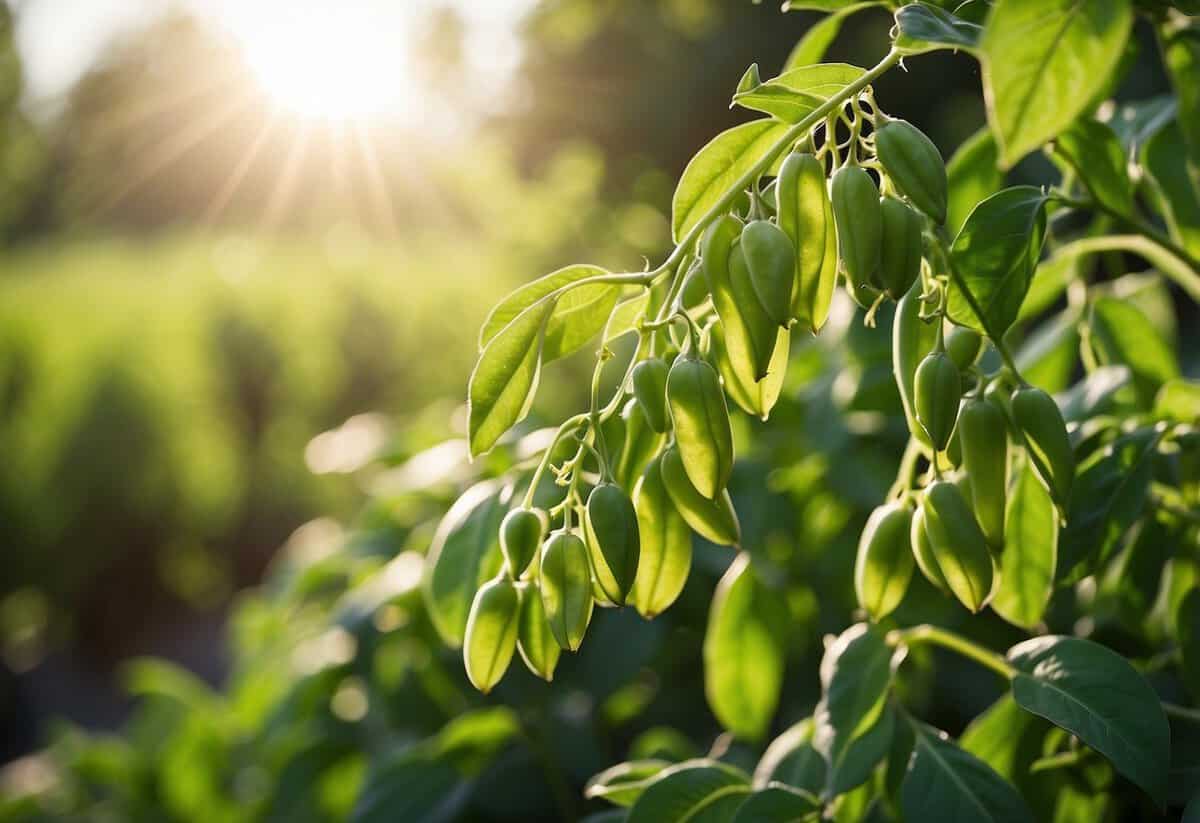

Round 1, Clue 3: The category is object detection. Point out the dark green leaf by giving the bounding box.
[827,703,895,795]
[1008,635,1170,805]
[813,624,897,773]
[1052,119,1133,215]
[1142,121,1200,259]
[992,457,1057,629]
[732,64,866,124]
[1180,589,1200,702]
[980,0,1134,167]
[948,186,1049,337]
[900,719,1035,822]
[704,553,789,741]
[468,300,553,456]
[1059,427,1160,580]
[627,759,751,823]
[423,480,509,646]
[731,784,820,822]
[1170,712,1200,807]
[1056,364,1131,424]
[1161,18,1200,164]
[1102,96,1176,156]
[673,121,791,242]
[753,719,826,794]
[946,127,1002,236]
[893,3,982,54]
[586,760,672,808]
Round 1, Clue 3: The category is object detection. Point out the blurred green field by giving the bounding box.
[0,229,552,666]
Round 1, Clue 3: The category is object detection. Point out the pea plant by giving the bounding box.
[434,0,1200,820]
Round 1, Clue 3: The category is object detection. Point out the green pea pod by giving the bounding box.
[831,165,882,291]
[920,481,995,613]
[878,196,923,300]
[1011,386,1075,511]
[875,119,947,224]
[702,216,774,382]
[945,425,963,468]
[914,351,961,451]
[680,265,709,310]
[631,358,671,434]
[600,407,627,471]
[632,454,693,618]
[944,326,981,372]
[893,281,938,448]
[500,507,548,578]
[776,152,835,333]
[584,482,641,605]
[709,320,788,422]
[660,446,741,546]
[666,354,734,499]
[517,579,560,681]
[613,398,665,492]
[910,505,950,593]
[539,530,593,651]
[728,242,778,379]
[741,219,795,328]
[854,501,915,620]
[958,399,1008,550]
[463,575,520,693]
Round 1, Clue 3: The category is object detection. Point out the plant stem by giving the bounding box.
[657,48,902,276]
[1054,193,1200,276]
[1051,234,1200,303]
[522,413,588,508]
[889,624,1016,679]
[887,438,925,500]
[1164,701,1200,723]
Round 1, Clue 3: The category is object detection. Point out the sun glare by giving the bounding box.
[237,7,416,121]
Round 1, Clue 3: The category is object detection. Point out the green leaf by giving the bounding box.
[1170,711,1200,808]
[423,480,509,646]
[352,708,519,823]
[731,784,820,822]
[960,694,1051,782]
[1016,252,1077,323]
[1155,378,1200,423]
[1008,635,1170,805]
[1051,119,1133,215]
[627,759,752,823]
[948,186,1049,337]
[893,3,982,54]
[980,0,1134,168]
[605,291,651,342]
[586,760,672,808]
[1180,589,1200,702]
[704,553,789,741]
[1056,364,1130,424]
[467,300,553,456]
[1058,427,1160,581]
[813,624,897,772]
[1087,297,1178,405]
[900,720,1035,822]
[753,719,826,794]
[826,703,896,796]
[946,127,1002,237]
[542,282,623,362]
[1102,95,1176,156]
[479,264,606,349]
[732,64,867,124]
[1142,121,1200,259]
[673,120,792,243]
[992,457,1057,629]
[1015,309,1080,395]
[1161,18,1200,164]
[783,4,878,71]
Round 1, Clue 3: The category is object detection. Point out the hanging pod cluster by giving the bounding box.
[455,76,1083,694]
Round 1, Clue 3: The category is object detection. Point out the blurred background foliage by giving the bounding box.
[0,0,1187,818]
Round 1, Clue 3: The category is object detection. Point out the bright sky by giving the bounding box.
[14,0,537,122]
